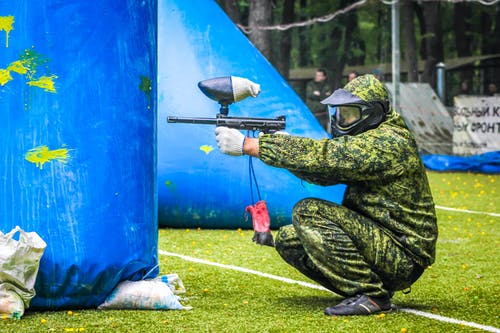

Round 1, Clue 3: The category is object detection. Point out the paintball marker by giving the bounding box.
[167,76,286,134]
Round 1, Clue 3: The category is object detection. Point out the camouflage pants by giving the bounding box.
[275,198,424,299]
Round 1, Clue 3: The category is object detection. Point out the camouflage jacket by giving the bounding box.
[259,110,438,268]
[305,80,332,114]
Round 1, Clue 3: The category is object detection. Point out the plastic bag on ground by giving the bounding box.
[97,274,191,310]
[0,226,47,319]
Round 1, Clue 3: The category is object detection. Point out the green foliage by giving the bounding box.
[1,172,498,332]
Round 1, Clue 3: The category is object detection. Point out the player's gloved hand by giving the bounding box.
[215,127,245,156]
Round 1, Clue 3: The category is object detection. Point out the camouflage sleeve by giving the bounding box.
[258,125,418,184]
[322,84,333,99]
[306,82,321,101]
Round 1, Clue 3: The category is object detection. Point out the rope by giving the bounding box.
[237,0,368,33]
[249,156,262,204]
[236,0,499,34]
[247,131,262,204]
[417,0,500,3]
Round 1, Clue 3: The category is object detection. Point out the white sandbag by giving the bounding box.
[98,274,191,310]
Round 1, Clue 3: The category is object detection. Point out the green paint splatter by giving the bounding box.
[164,180,177,193]
[139,75,152,110]
[19,49,50,80]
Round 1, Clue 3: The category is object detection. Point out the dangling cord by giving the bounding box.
[247,131,262,204]
[249,156,262,204]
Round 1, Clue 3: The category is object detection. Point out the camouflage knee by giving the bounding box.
[274,225,297,258]
[292,198,324,227]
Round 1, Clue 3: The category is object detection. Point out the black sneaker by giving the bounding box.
[324,294,392,316]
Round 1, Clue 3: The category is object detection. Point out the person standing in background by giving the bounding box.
[348,71,358,82]
[487,82,498,96]
[306,68,332,131]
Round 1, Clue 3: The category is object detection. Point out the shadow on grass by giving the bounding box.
[277,295,342,312]
[278,293,450,317]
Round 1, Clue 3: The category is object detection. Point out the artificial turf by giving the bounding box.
[1,171,498,332]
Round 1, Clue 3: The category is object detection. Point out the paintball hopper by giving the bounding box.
[198,76,261,115]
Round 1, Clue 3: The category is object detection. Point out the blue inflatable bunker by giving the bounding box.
[0,1,158,308]
[158,0,345,228]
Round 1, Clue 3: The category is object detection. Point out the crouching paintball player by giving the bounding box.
[214,74,438,316]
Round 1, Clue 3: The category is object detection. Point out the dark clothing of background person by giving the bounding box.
[306,78,332,130]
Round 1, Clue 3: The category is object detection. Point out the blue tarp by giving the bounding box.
[421,151,500,173]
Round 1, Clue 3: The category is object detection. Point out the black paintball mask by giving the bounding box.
[322,88,390,137]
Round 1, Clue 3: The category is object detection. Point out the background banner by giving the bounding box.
[453,96,500,156]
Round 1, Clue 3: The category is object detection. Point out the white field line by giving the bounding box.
[394,307,500,333]
[435,205,500,217]
[159,250,500,333]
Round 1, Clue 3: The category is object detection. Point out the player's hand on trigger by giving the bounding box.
[215,127,245,156]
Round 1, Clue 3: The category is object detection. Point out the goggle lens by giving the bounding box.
[336,105,362,127]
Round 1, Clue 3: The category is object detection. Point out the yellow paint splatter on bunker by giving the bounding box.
[200,145,214,154]
[8,60,28,75]
[0,68,13,86]
[0,50,57,92]
[27,75,58,93]
[25,145,71,170]
[0,60,28,86]
[0,16,14,48]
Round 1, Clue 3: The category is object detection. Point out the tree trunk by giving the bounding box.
[402,0,418,82]
[376,7,384,63]
[494,7,500,54]
[454,2,473,92]
[414,4,426,60]
[248,0,273,60]
[326,1,358,89]
[216,0,241,24]
[421,2,443,88]
[297,0,309,67]
[276,0,295,79]
[492,4,500,88]
[479,8,500,91]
